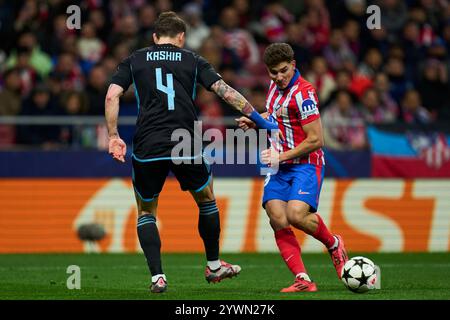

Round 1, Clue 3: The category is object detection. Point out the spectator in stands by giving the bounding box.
[88,9,110,42]
[417,59,449,120]
[199,34,242,72]
[361,26,390,59]
[51,52,84,91]
[322,90,366,150]
[359,87,396,124]
[60,91,88,116]
[13,0,41,34]
[77,22,105,67]
[358,48,383,79]
[0,68,22,146]
[220,6,260,67]
[387,44,419,81]
[136,5,156,48]
[48,14,77,57]
[339,57,373,99]
[384,56,412,103]
[400,20,424,71]
[261,0,294,43]
[59,90,91,146]
[216,65,242,118]
[60,34,79,57]
[285,22,312,74]
[0,68,22,116]
[342,19,361,59]
[302,0,330,54]
[15,46,39,97]
[86,65,108,115]
[379,0,408,39]
[18,83,62,147]
[408,6,435,47]
[101,55,120,80]
[112,42,131,63]
[306,56,336,102]
[248,85,267,113]
[183,2,210,51]
[323,69,357,108]
[108,14,139,52]
[442,22,450,54]
[154,0,173,13]
[5,31,53,79]
[419,0,445,31]
[426,37,448,63]
[323,28,356,72]
[342,0,366,22]
[374,72,400,121]
[195,87,225,136]
[401,89,433,124]
[231,0,252,29]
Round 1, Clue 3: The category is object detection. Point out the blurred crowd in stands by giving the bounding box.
[0,0,449,150]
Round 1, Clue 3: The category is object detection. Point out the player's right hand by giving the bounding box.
[235,117,256,131]
[109,137,127,163]
[261,147,280,167]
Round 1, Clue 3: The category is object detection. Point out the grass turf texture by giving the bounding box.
[0,253,449,300]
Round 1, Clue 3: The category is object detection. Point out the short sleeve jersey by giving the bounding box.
[110,44,221,160]
[266,75,325,166]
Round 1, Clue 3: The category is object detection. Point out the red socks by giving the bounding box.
[274,215,335,276]
[275,227,306,276]
[311,214,335,249]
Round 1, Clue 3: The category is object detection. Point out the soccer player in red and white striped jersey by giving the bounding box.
[237,43,348,293]
[264,67,326,167]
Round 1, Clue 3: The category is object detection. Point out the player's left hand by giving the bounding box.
[235,116,256,131]
[109,137,127,163]
[261,147,280,167]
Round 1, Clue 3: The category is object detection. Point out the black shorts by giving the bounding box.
[131,157,211,201]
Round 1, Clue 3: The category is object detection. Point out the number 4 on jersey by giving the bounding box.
[156,68,175,110]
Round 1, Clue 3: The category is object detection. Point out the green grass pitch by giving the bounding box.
[0,253,449,300]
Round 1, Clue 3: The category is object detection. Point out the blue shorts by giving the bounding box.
[262,164,325,212]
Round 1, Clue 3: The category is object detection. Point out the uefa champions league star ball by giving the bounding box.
[340,256,377,293]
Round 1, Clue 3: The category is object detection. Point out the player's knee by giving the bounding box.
[269,218,288,231]
[192,184,215,203]
[136,198,158,216]
[268,212,288,230]
[137,210,154,217]
[286,210,308,230]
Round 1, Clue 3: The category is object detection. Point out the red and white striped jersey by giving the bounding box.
[266,76,325,166]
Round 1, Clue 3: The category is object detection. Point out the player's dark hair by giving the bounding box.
[263,43,294,68]
[154,11,187,38]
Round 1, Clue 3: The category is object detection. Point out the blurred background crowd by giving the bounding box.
[0,0,449,150]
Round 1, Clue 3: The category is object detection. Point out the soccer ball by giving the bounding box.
[341,256,377,293]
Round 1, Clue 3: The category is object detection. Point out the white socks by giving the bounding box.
[207,260,221,270]
[151,274,166,283]
[296,272,311,282]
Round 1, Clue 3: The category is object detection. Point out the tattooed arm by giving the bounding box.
[210,79,255,115]
[210,79,278,130]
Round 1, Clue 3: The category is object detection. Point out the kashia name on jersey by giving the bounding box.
[147,51,182,62]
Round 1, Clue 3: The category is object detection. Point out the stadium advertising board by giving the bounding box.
[0,178,448,253]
